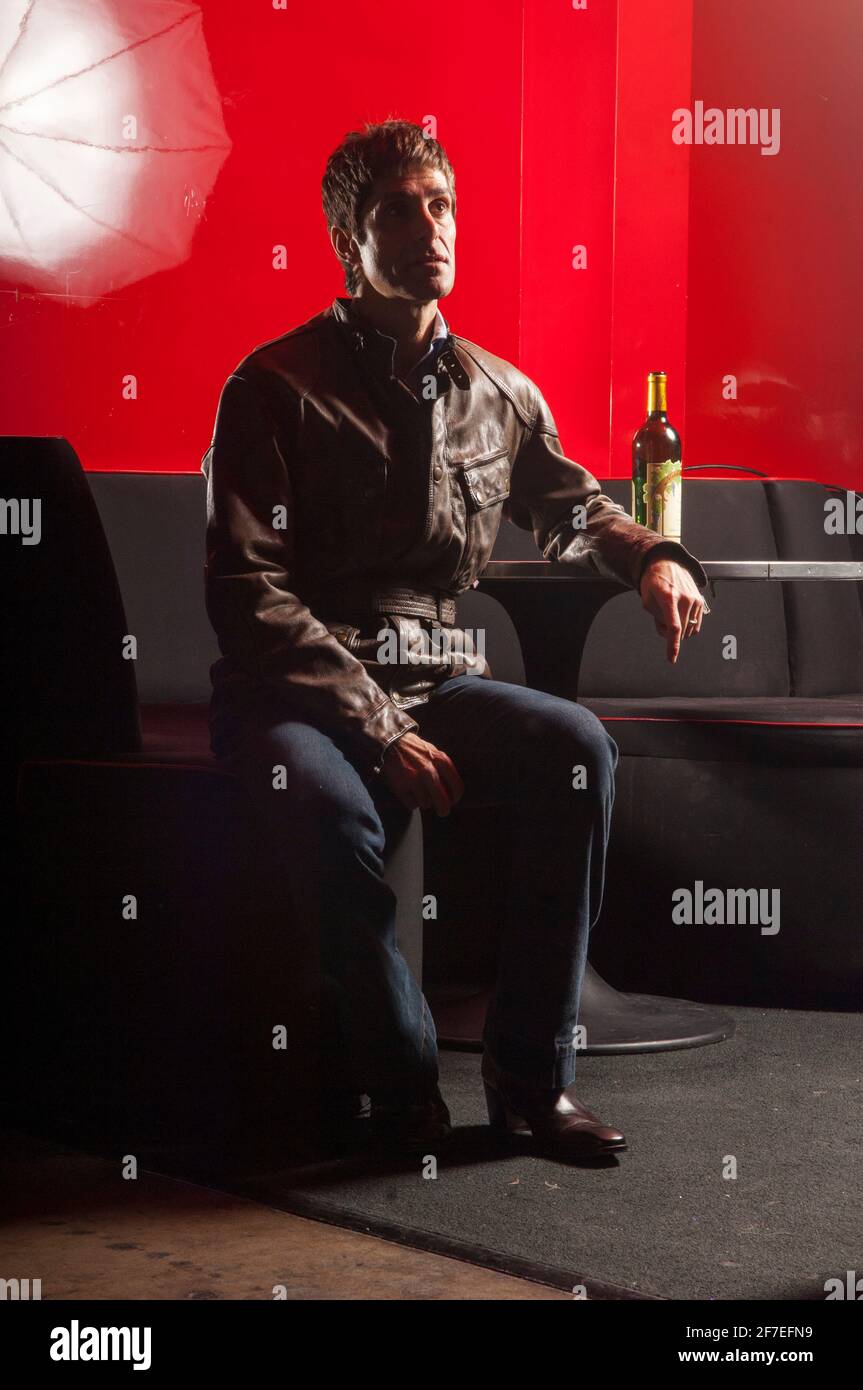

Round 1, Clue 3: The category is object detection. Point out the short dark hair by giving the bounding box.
[322,119,457,295]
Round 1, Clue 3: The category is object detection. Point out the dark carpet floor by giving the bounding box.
[229,1005,863,1301]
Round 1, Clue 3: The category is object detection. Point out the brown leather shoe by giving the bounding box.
[481,1050,626,1159]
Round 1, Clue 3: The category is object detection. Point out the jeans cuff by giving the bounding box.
[483,1024,579,1089]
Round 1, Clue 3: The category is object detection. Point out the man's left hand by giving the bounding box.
[639,557,709,664]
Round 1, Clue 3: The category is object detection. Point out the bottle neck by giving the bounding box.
[646,377,668,416]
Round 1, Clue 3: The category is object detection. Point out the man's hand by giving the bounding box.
[380,731,465,816]
[639,557,710,664]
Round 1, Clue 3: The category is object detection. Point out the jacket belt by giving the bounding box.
[307,580,458,626]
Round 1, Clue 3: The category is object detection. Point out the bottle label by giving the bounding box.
[643,459,682,541]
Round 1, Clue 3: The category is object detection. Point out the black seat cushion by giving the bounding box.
[137,703,215,766]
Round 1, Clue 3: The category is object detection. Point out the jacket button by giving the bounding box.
[433,464,443,482]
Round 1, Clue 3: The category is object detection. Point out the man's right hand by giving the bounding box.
[380,731,464,816]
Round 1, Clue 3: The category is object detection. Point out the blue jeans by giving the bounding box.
[218,673,619,1094]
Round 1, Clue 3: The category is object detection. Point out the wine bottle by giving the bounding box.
[632,371,683,541]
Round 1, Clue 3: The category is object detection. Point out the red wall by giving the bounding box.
[685,0,863,487]
[608,0,693,479]
[520,0,619,479]
[1,0,859,490]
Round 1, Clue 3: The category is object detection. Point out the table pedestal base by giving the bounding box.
[430,963,735,1055]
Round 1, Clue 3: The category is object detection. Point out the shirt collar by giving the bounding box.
[426,307,449,345]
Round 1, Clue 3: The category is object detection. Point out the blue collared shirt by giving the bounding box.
[405,308,449,391]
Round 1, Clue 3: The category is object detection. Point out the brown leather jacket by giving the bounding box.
[202,295,707,776]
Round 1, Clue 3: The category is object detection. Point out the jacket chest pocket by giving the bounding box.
[454,447,511,511]
[450,447,511,583]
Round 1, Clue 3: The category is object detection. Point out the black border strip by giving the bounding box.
[226,1179,666,1301]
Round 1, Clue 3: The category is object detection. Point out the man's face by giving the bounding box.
[347,165,456,301]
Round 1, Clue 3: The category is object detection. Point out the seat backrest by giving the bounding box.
[1,437,141,757]
[91,471,531,701]
[84,470,863,706]
[578,479,791,697]
[766,481,863,695]
[87,471,219,703]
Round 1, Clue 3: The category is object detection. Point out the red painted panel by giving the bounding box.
[609,0,693,479]
[520,0,618,479]
[685,0,863,488]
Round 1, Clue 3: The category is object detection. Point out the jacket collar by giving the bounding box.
[331,295,453,375]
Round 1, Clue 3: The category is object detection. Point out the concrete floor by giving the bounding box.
[0,1130,567,1301]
